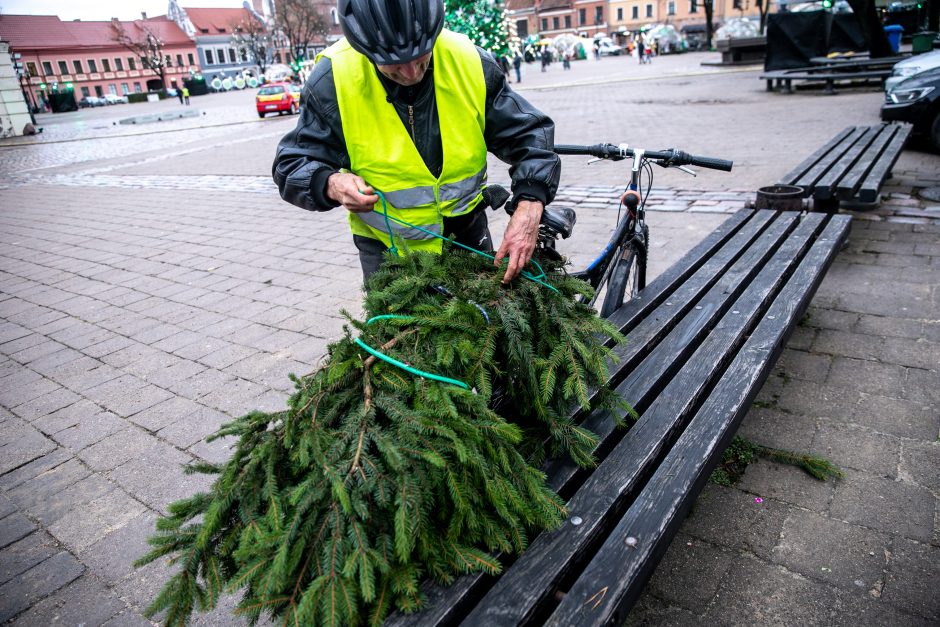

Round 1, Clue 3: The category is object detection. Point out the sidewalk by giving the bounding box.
[1,62,938,625]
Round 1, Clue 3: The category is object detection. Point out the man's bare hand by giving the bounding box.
[494,199,543,283]
[327,172,379,213]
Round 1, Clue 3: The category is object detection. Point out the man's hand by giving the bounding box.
[494,200,543,283]
[327,172,379,213]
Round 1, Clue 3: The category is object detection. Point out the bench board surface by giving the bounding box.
[388,208,851,626]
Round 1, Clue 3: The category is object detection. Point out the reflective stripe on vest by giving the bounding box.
[320,30,488,253]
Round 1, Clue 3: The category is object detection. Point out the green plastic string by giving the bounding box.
[371,190,560,294]
[355,314,471,390]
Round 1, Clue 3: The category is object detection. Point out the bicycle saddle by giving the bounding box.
[541,205,576,239]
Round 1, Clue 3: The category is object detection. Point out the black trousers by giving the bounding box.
[353,209,493,285]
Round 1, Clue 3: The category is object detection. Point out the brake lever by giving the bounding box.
[677,165,697,177]
[651,159,697,177]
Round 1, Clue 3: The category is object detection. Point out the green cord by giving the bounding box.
[372,190,560,294]
[357,314,470,390]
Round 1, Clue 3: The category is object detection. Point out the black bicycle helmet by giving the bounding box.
[339,0,445,65]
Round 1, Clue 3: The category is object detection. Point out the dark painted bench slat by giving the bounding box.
[779,127,855,194]
[813,126,880,200]
[792,127,867,192]
[457,212,809,626]
[832,123,898,202]
[547,215,852,626]
[844,125,912,203]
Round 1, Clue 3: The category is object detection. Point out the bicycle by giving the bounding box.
[493,143,733,319]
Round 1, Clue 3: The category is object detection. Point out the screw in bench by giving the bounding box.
[625,536,638,549]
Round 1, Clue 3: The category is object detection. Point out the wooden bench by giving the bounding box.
[388,208,851,626]
[760,67,892,95]
[778,123,913,211]
[716,36,766,65]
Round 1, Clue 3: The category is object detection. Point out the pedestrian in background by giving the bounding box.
[175,85,184,104]
[182,85,190,105]
[498,54,512,83]
[540,46,550,72]
[513,52,522,83]
[637,34,646,64]
[562,50,571,70]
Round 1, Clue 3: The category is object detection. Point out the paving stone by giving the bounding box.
[101,609,154,626]
[830,470,936,543]
[7,458,91,511]
[0,550,84,622]
[703,554,838,625]
[811,329,883,362]
[107,449,211,513]
[52,409,127,452]
[737,406,817,452]
[624,593,707,627]
[775,380,857,422]
[901,367,940,406]
[0,418,57,475]
[79,511,158,585]
[737,459,836,512]
[0,371,60,408]
[0,494,14,519]
[164,367,235,401]
[8,573,126,627]
[682,483,790,561]
[852,393,940,441]
[48,487,148,553]
[157,405,230,448]
[878,336,940,371]
[127,395,204,432]
[646,534,734,614]
[854,314,925,340]
[0,448,71,491]
[83,374,173,417]
[771,509,890,596]
[188,433,237,465]
[826,357,904,399]
[9,386,82,423]
[144,359,207,388]
[21,472,115,527]
[77,428,166,472]
[112,555,174,617]
[811,422,901,479]
[831,592,935,627]
[0,512,37,550]
[882,538,940,620]
[0,531,58,586]
[898,441,940,493]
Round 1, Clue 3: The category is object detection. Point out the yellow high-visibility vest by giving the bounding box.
[319,29,487,253]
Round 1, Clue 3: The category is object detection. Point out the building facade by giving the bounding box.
[0,13,199,109]
[168,3,267,79]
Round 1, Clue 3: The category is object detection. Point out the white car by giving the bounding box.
[885,50,940,92]
[103,94,128,104]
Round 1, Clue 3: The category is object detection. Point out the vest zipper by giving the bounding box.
[407,105,416,144]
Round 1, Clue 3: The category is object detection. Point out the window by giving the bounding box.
[26,61,38,76]
[102,58,111,71]
[565,15,571,28]
[595,6,603,22]
[205,49,214,65]
[128,57,136,70]
[176,54,183,66]
[134,82,142,92]
[108,84,117,95]
[229,48,237,63]
[553,16,559,29]
[632,6,639,18]
[617,7,623,20]
[73,59,83,73]
[88,59,98,72]
[516,19,528,38]
[57,60,68,74]
[94,85,103,97]
[646,4,653,17]
[115,57,124,70]
[579,8,586,24]
[240,48,248,62]
[43,61,54,75]
[121,82,129,94]
[668,0,675,14]
[690,0,698,11]
[165,55,172,67]
[81,86,90,97]
[200,28,209,33]
[188,53,195,65]
[541,18,547,30]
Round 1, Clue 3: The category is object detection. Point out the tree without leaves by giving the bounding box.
[274,0,329,62]
[112,21,168,88]
[230,16,274,74]
[704,0,715,49]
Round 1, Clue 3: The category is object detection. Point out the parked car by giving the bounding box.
[885,49,940,92]
[597,39,622,56]
[881,66,940,152]
[103,94,128,105]
[78,96,106,108]
[255,82,301,117]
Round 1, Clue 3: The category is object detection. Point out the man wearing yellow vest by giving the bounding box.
[273,0,560,286]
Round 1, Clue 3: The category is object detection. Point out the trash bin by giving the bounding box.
[912,31,938,54]
[754,185,804,211]
[884,24,904,54]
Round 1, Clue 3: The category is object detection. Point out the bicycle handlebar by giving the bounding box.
[554,143,733,172]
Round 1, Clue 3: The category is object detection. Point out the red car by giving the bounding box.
[256,82,301,118]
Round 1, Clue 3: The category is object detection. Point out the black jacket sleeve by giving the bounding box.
[272,48,561,211]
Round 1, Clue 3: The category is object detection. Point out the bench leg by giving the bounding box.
[785,79,793,94]
[813,197,839,213]
[766,79,773,92]
[824,79,837,95]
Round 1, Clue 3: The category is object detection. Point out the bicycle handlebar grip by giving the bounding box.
[554,144,597,156]
[689,155,734,172]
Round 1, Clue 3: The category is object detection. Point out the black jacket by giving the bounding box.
[272,45,560,212]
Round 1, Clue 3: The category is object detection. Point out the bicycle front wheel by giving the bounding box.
[600,245,641,318]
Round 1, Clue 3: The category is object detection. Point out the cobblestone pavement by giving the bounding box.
[1,51,939,625]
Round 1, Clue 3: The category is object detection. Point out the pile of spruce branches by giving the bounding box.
[136,249,629,626]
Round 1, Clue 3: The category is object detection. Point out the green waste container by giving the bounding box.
[912,31,937,54]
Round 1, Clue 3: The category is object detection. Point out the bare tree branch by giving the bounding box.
[111,21,168,88]
[230,16,273,74]
[274,0,329,62]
